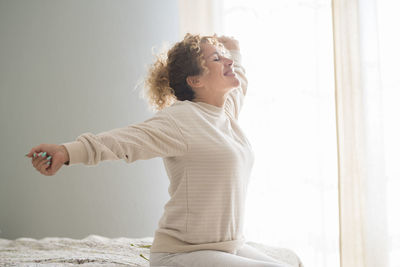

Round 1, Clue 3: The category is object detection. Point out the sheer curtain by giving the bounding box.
[333,0,400,266]
[178,0,222,37]
[377,0,400,264]
[374,1,400,265]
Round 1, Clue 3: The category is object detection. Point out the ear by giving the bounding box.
[186,75,203,88]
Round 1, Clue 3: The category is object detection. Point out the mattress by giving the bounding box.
[0,235,303,266]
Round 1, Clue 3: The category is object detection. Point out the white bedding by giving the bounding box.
[0,235,303,266]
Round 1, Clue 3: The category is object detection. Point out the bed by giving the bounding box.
[0,234,304,266]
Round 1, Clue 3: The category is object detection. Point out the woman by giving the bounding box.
[26,34,291,267]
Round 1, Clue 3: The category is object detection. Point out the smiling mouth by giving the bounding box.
[224,69,236,76]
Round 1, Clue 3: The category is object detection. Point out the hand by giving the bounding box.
[26,144,70,176]
[216,35,240,51]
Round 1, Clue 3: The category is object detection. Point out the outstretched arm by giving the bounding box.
[26,109,187,175]
[62,110,187,166]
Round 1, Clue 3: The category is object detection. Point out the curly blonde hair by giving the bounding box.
[144,33,221,110]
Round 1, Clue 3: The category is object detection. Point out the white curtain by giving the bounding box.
[178,0,222,38]
[376,0,400,264]
[332,0,400,266]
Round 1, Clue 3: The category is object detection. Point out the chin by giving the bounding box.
[223,77,240,92]
[232,77,240,88]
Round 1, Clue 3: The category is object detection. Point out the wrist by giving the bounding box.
[60,145,70,165]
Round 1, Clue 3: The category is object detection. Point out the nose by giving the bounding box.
[223,56,233,66]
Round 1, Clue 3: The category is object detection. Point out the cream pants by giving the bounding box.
[149,244,292,267]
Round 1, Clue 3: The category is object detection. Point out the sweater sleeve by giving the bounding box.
[61,110,187,166]
[224,50,248,120]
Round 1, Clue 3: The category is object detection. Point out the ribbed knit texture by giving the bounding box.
[62,51,254,254]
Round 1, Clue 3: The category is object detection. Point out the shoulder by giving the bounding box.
[144,101,198,128]
[160,100,198,118]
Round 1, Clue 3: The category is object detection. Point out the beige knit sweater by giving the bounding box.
[62,51,254,254]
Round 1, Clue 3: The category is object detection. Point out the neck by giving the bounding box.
[193,91,229,108]
[193,96,226,107]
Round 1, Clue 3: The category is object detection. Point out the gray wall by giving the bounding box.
[0,0,179,239]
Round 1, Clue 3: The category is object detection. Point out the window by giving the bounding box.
[221,1,339,266]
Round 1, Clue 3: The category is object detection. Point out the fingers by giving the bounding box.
[31,152,53,176]
[38,157,51,173]
[26,149,37,158]
[32,152,50,167]
[26,144,45,158]
[27,144,66,176]
[217,35,236,42]
[215,35,240,51]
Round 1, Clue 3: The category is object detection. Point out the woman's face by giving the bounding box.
[197,42,240,95]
